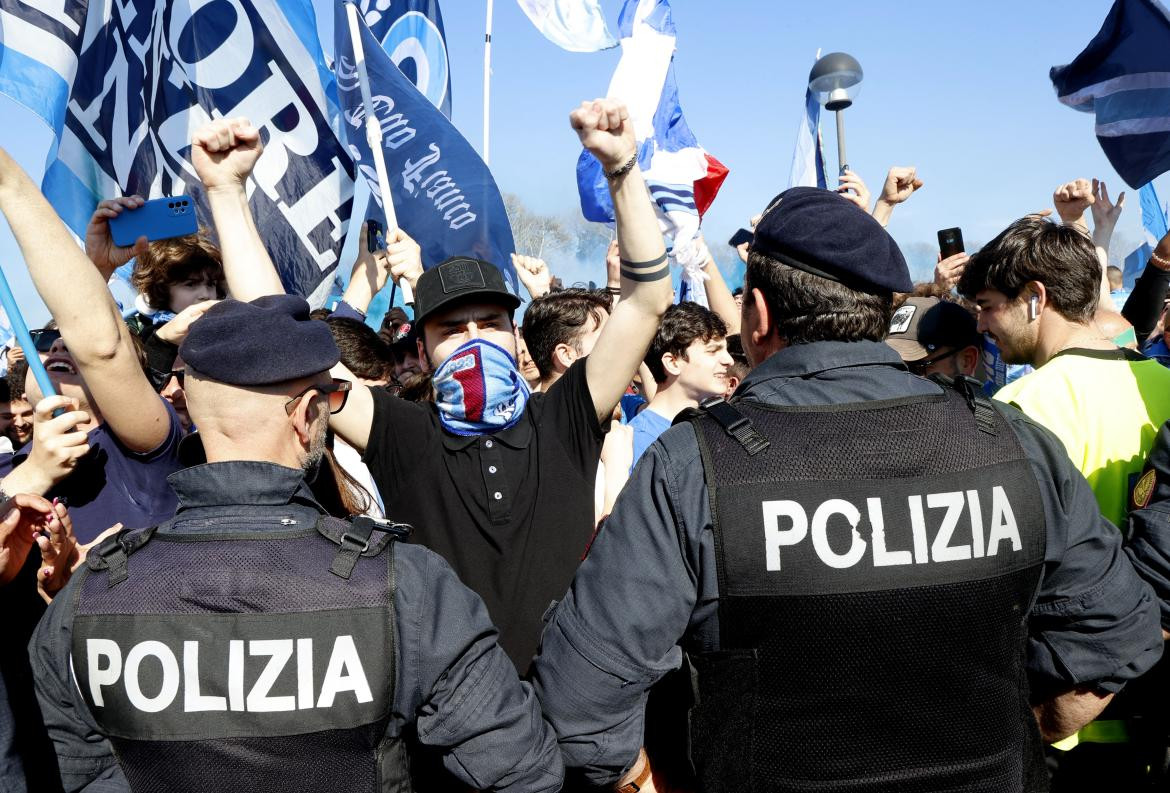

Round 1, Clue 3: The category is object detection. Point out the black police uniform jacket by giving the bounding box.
[29,461,563,793]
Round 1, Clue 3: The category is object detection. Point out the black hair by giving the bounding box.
[958,216,1100,323]
[644,302,728,384]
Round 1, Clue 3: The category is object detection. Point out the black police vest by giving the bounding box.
[70,515,410,793]
[685,382,1049,793]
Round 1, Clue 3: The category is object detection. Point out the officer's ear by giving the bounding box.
[288,391,321,445]
[959,345,981,378]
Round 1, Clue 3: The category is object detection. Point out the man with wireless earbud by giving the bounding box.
[959,213,1170,791]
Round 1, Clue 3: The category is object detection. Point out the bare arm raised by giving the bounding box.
[575,99,674,425]
[191,117,285,300]
[0,149,171,453]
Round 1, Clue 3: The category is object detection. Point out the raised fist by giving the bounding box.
[191,117,264,192]
[570,99,637,173]
[879,167,924,206]
[513,254,552,299]
[1053,178,1094,225]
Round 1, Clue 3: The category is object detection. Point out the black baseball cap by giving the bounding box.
[413,257,521,326]
[886,297,979,362]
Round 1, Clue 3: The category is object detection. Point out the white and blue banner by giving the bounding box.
[1050,0,1170,188]
[0,0,355,305]
[1122,181,1169,289]
[335,0,517,289]
[360,0,452,118]
[517,0,618,53]
[788,88,828,189]
[575,0,727,304]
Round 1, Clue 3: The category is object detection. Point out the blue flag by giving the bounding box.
[334,0,517,292]
[0,0,354,305]
[1050,0,1170,188]
[1122,182,1169,289]
[359,0,452,118]
[788,88,828,189]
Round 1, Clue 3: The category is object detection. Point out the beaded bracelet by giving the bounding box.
[604,152,638,181]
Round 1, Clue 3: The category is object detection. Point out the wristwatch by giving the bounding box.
[614,749,652,793]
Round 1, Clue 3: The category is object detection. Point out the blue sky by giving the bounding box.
[1,0,1168,325]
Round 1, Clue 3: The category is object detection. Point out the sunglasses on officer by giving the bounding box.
[29,328,62,353]
[284,378,352,415]
[907,348,961,376]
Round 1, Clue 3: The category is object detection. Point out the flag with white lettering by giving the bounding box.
[0,0,354,305]
[575,0,728,305]
[360,0,452,118]
[1050,0,1170,188]
[334,0,518,290]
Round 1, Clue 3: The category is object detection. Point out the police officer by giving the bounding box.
[531,188,1164,793]
[29,295,563,793]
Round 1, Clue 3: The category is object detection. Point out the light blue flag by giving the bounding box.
[788,88,828,189]
[335,1,518,294]
[0,0,354,305]
[517,0,618,52]
[1122,182,1169,290]
[360,0,452,118]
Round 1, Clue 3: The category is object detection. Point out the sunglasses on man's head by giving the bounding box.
[29,328,62,353]
[284,379,352,415]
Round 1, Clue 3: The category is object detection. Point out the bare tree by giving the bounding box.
[504,193,572,259]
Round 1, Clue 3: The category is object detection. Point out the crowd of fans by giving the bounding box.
[2,99,1170,793]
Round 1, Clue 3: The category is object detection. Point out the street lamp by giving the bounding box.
[808,52,863,176]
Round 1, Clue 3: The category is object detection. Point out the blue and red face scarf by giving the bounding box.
[432,338,531,436]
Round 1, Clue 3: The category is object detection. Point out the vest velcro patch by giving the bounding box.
[714,460,1046,597]
[71,608,392,741]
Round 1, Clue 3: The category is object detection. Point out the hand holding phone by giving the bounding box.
[728,228,753,248]
[937,227,964,259]
[107,196,198,247]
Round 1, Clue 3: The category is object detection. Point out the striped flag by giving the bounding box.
[1050,0,1170,188]
[574,0,728,304]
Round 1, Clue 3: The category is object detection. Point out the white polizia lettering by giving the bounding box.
[84,635,373,714]
[762,485,1023,571]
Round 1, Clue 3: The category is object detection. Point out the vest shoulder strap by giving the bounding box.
[316,515,412,580]
[930,373,999,436]
[680,397,771,456]
[85,525,160,588]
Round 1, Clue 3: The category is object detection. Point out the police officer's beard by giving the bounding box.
[302,418,328,473]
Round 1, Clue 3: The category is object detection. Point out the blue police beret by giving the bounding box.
[180,295,340,385]
[750,187,914,294]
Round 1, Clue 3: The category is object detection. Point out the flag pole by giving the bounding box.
[345,2,414,306]
[483,0,494,166]
[0,267,57,404]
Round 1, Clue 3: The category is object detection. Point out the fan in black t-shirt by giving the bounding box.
[326,99,676,670]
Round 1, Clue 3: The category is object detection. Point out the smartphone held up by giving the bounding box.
[107,196,198,247]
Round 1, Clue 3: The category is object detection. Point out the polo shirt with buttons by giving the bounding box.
[363,357,604,670]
